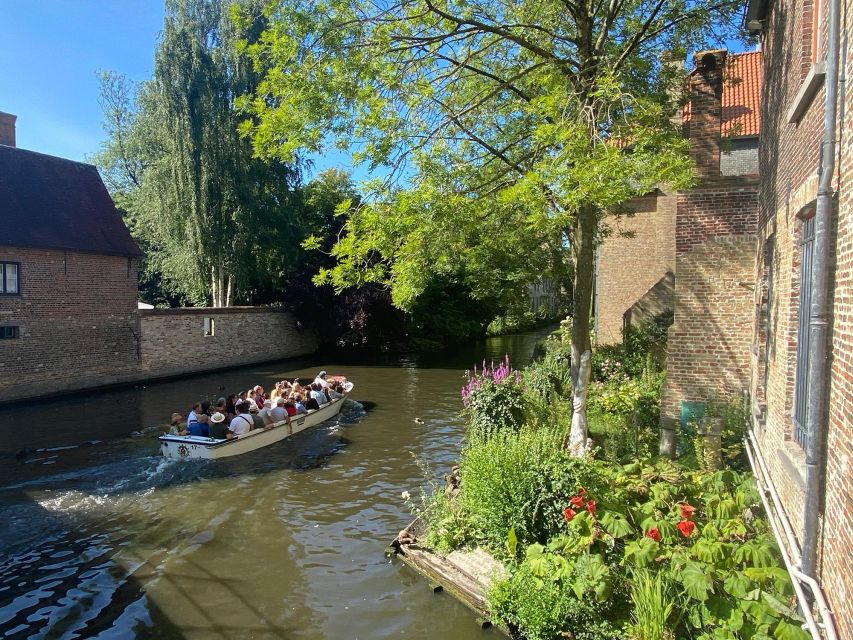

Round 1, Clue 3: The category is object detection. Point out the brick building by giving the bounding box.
[0,113,318,404]
[742,0,852,632]
[0,112,145,401]
[595,52,761,346]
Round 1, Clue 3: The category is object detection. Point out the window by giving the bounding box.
[0,326,19,339]
[203,317,215,337]
[0,262,20,294]
[794,215,816,448]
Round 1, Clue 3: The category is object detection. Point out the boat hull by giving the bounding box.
[159,392,351,460]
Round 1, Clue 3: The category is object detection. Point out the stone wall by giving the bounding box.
[0,246,140,403]
[720,137,759,176]
[595,192,676,345]
[139,307,316,378]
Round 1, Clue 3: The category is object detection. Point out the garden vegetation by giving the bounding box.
[409,323,810,640]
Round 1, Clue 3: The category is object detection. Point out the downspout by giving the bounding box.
[801,0,841,580]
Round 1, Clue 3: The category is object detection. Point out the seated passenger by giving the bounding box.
[258,400,275,426]
[249,402,266,429]
[310,383,328,406]
[328,384,345,400]
[294,395,307,414]
[270,397,288,422]
[304,393,320,411]
[283,398,297,417]
[208,412,233,439]
[313,371,330,388]
[169,412,187,435]
[187,401,203,428]
[187,413,210,437]
[229,402,253,435]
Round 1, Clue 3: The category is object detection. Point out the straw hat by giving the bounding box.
[210,412,226,423]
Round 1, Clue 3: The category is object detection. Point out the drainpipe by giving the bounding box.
[801,0,841,580]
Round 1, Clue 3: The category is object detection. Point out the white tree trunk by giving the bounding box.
[225,275,233,307]
[568,346,592,455]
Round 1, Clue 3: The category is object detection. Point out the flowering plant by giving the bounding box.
[461,355,525,438]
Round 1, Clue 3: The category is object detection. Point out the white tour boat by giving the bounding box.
[159,382,354,460]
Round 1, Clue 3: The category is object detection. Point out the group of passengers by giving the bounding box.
[168,371,347,440]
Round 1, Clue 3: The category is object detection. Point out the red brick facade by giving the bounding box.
[747,0,853,631]
[0,247,141,401]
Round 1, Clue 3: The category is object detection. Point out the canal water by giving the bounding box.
[0,328,552,639]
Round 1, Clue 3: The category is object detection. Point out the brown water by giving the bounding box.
[0,328,552,639]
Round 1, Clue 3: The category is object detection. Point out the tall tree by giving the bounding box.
[94,0,303,306]
[235,0,741,451]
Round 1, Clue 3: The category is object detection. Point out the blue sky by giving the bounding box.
[0,0,359,178]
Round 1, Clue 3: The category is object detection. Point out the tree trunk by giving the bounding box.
[567,203,597,455]
[225,275,233,307]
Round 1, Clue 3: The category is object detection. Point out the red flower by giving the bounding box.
[677,520,696,537]
[645,528,662,542]
[569,495,585,509]
[586,500,597,515]
[679,503,696,519]
[563,507,577,522]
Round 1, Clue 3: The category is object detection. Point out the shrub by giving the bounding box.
[461,356,526,438]
[458,427,599,550]
[489,562,623,640]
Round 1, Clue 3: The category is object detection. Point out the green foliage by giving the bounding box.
[488,562,623,640]
[630,569,676,640]
[93,0,304,306]
[457,428,608,551]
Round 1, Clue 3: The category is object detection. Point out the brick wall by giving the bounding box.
[139,307,316,377]
[0,246,318,404]
[660,182,759,429]
[596,192,676,344]
[750,0,853,631]
[0,246,140,402]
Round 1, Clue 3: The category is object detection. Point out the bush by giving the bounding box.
[489,562,623,640]
[462,356,526,438]
[458,428,600,550]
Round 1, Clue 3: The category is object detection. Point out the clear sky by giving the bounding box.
[0,0,361,179]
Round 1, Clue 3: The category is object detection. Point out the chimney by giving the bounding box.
[0,112,16,147]
[687,50,726,178]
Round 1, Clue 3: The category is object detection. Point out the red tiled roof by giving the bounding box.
[683,50,762,138]
[0,145,142,256]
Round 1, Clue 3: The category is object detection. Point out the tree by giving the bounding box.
[94,0,303,307]
[235,0,741,452]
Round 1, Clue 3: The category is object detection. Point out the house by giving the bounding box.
[0,112,144,402]
[595,51,762,346]
[742,0,851,632]
[639,0,850,632]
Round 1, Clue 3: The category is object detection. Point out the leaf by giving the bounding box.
[680,560,714,601]
[773,620,811,640]
[723,571,753,599]
[598,511,634,538]
[506,527,518,557]
[623,537,659,568]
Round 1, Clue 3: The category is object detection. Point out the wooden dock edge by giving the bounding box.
[388,524,510,635]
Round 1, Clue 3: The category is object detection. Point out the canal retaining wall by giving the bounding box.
[138,307,316,377]
[0,305,316,404]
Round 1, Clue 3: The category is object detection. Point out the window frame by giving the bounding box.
[0,326,19,339]
[793,212,816,449]
[0,262,21,296]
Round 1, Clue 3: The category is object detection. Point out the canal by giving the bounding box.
[0,328,552,639]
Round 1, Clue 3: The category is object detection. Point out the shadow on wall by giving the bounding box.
[623,271,675,332]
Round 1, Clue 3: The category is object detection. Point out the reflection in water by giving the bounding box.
[0,327,553,639]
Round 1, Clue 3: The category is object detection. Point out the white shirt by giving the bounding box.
[313,376,329,388]
[187,410,199,425]
[270,406,287,422]
[230,413,253,435]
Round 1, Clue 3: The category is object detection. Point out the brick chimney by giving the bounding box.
[687,50,726,178]
[0,112,16,147]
